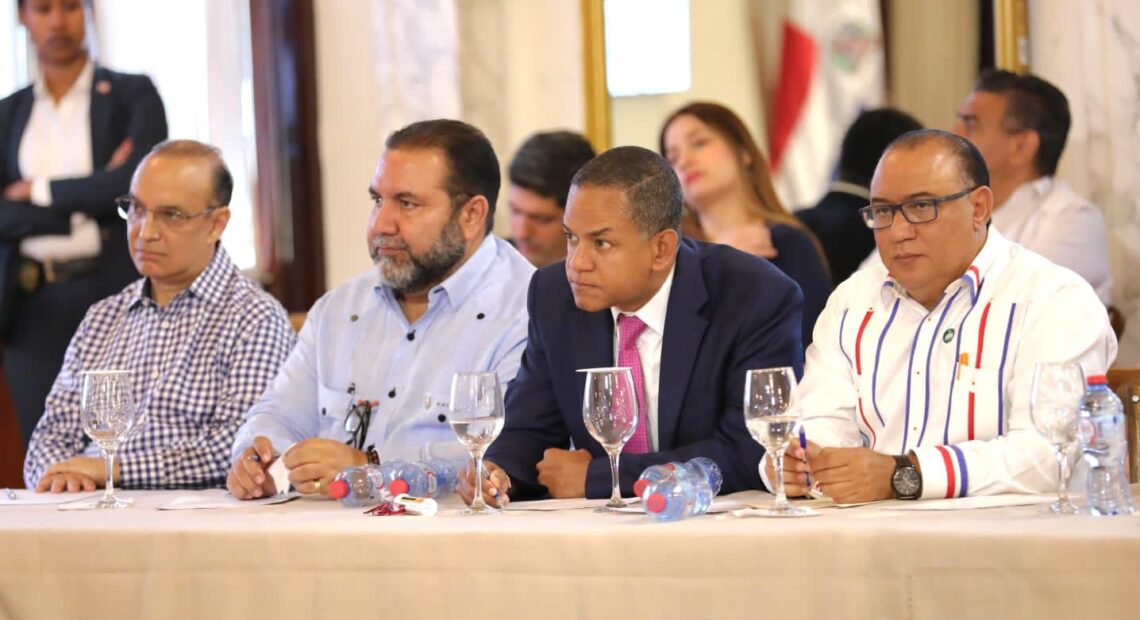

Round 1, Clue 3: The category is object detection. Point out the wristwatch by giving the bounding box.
[891,454,922,500]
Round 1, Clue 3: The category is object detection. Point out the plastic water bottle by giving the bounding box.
[380,459,459,498]
[638,458,722,522]
[328,465,389,507]
[633,462,683,498]
[643,471,700,522]
[1077,375,1134,516]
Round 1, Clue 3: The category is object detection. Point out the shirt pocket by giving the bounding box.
[417,391,468,463]
[952,365,1004,441]
[317,383,351,443]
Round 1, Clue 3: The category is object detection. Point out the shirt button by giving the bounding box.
[151,370,159,379]
[388,389,396,398]
[406,332,415,341]
[161,321,170,329]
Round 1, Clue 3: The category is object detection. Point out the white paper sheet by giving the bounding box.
[0,489,102,506]
[155,490,300,511]
[507,497,641,512]
[880,493,1059,511]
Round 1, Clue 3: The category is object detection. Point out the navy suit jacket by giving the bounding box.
[487,238,805,499]
[0,66,167,335]
[796,190,874,286]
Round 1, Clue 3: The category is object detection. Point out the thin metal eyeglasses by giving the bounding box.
[858,187,978,229]
[342,382,378,452]
[115,196,223,229]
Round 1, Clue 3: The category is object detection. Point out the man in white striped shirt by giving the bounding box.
[766,129,1116,502]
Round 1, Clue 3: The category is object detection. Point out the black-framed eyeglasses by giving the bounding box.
[115,196,223,230]
[858,187,978,229]
[343,382,378,452]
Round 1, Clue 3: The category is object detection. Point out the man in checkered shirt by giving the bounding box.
[24,140,295,491]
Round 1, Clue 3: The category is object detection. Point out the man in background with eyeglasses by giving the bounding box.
[762,129,1115,504]
[952,69,1112,304]
[24,140,295,492]
[227,119,534,500]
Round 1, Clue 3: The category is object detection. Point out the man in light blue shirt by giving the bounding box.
[227,119,534,499]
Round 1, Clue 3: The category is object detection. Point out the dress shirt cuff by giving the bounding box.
[31,177,52,207]
[912,445,967,500]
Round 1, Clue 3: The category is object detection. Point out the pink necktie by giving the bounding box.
[617,314,649,454]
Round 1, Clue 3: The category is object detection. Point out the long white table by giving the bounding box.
[1,489,1138,620]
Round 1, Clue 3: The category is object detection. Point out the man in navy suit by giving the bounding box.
[0,0,167,447]
[458,146,804,504]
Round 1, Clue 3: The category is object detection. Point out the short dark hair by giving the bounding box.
[886,129,990,190]
[146,140,234,206]
[508,131,596,208]
[386,119,500,234]
[973,69,1070,176]
[571,146,682,236]
[838,108,923,186]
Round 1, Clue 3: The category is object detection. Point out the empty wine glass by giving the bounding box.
[580,367,638,511]
[744,367,815,517]
[79,370,139,509]
[1030,362,1085,514]
[449,371,505,516]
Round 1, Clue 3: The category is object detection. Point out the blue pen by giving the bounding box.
[799,427,811,486]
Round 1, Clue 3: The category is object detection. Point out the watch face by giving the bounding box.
[893,467,921,498]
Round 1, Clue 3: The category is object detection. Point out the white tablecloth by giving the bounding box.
[1,489,1138,620]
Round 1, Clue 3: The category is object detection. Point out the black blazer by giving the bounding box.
[796,190,875,286]
[486,238,805,499]
[0,66,167,335]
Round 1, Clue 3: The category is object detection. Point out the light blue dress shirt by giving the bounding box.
[232,235,535,463]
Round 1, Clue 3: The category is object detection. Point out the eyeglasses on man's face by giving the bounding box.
[116,196,223,230]
[858,187,978,230]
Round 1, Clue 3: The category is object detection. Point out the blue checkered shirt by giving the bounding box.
[24,247,296,489]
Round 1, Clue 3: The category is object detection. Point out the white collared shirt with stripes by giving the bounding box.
[795,229,1117,499]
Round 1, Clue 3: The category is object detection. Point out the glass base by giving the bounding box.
[66,495,134,510]
[754,504,819,518]
[594,498,629,513]
[1043,499,1080,514]
[459,504,501,516]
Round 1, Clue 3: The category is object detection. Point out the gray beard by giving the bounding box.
[371,216,466,295]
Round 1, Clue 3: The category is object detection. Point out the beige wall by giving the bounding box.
[886,1,979,129]
[314,0,584,290]
[610,0,768,152]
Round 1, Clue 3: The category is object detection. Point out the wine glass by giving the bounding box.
[1030,362,1085,514]
[580,367,638,511]
[743,367,815,517]
[79,370,139,509]
[449,371,505,516]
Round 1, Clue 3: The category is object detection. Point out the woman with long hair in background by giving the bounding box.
[660,101,831,350]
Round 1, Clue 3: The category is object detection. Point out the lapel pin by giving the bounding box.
[96,80,112,95]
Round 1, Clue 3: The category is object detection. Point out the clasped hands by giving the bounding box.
[226,436,365,500]
[765,440,898,503]
[3,138,134,202]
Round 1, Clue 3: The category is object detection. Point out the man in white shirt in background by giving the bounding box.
[766,129,1116,503]
[952,69,1112,304]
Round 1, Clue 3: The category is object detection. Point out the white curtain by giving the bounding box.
[92,0,258,271]
[1028,0,1140,366]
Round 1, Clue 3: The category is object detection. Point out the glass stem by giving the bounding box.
[103,448,116,502]
[471,452,487,510]
[608,451,621,503]
[1055,446,1071,504]
[772,451,789,509]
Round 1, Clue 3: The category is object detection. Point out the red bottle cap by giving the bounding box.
[634,479,650,497]
[389,478,409,496]
[328,479,349,500]
[1087,375,1108,385]
[645,493,667,513]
